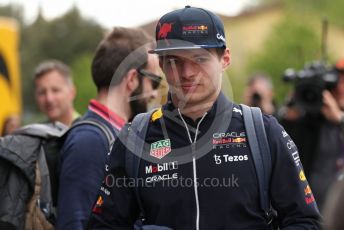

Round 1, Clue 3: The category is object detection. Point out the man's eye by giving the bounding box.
[195,57,208,63]
[36,88,45,96]
[52,87,61,93]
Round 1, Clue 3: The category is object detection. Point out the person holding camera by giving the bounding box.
[243,74,277,116]
[280,58,344,211]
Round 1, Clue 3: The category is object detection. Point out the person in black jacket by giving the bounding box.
[88,6,321,229]
[280,58,344,211]
[243,74,277,116]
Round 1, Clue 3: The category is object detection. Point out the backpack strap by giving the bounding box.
[37,144,55,221]
[25,161,54,230]
[125,111,154,223]
[70,119,116,151]
[240,104,273,224]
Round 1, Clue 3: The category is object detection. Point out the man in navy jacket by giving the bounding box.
[88,7,321,229]
[57,27,161,229]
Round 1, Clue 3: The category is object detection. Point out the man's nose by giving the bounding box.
[180,60,197,79]
[150,89,158,100]
[45,90,55,103]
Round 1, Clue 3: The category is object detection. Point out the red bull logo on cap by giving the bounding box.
[182,24,209,37]
[158,22,174,45]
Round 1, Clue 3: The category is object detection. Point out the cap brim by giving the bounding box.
[149,44,225,54]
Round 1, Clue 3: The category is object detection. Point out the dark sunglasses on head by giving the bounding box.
[137,68,162,89]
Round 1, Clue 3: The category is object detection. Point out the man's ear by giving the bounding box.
[221,48,231,70]
[125,69,139,92]
[70,85,76,100]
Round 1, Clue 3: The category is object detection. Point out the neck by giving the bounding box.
[178,102,213,121]
[96,87,130,123]
[53,108,75,127]
[172,92,219,121]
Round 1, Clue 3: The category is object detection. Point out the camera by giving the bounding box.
[251,92,262,107]
[283,61,339,114]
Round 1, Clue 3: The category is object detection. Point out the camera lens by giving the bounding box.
[251,92,262,107]
[295,79,323,114]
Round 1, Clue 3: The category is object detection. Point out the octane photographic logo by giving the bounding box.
[108,40,234,165]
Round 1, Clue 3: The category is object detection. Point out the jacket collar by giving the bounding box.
[164,92,233,125]
[88,99,126,130]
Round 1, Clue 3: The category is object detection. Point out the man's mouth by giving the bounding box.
[45,104,56,112]
[181,84,198,93]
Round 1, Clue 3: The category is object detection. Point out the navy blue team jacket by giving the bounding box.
[89,93,321,230]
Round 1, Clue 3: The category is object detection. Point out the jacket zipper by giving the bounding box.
[191,143,199,230]
[178,109,207,230]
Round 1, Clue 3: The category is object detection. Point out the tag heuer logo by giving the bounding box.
[150,139,171,159]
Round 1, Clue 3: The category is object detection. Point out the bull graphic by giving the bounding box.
[304,185,312,196]
[158,22,174,46]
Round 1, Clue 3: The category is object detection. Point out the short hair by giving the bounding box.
[34,59,73,85]
[247,74,273,90]
[215,48,226,58]
[91,27,154,91]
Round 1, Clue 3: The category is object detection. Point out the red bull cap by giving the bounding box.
[150,6,227,54]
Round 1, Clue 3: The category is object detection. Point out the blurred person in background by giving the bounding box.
[243,74,276,116]
[57,27,161,230]
[0,59,79,229]
[1,114,21,136]
[323,170,344,230]
[280,58,344,211]
[34,60,80,126]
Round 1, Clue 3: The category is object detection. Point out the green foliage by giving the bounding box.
[284,0,344,28]
[258,0,344,28]
[71,53,97,114]
[0,4,24,24]
[246,12,321,104]
[38,7,103,64]
[17,6,104,113]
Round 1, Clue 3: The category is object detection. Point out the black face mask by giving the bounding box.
[129,82,148,121]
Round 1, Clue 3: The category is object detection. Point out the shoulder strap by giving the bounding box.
[37,144,53,215]
[125,112,151,177]
[125,111,153,222]
[240,104,272,223]
[251,107,272,200]
[70,119,116,150]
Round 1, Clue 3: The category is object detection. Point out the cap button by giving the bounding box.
[185,5,191,8]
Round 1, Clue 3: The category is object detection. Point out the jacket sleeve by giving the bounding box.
[57,126,110,230]
[87,125,140,229]
[0,157,31,229]
[266,115,322,229]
